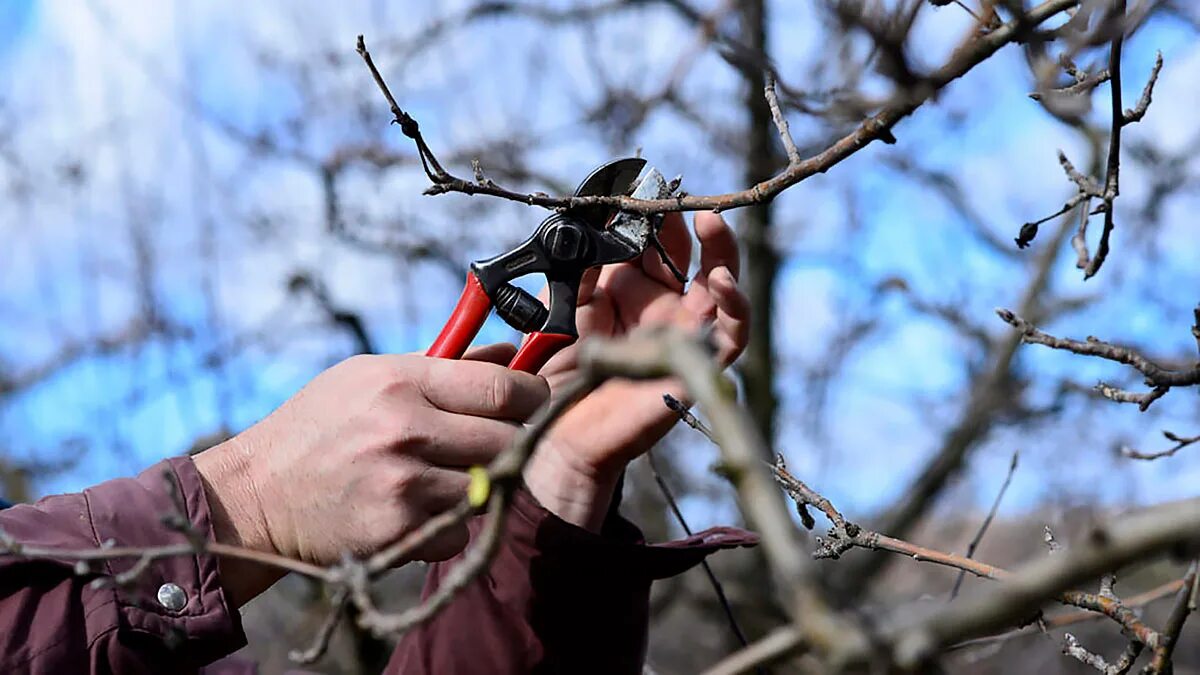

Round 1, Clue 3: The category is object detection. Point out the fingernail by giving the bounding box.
[712,266,735,285]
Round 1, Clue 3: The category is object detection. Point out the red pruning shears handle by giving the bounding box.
[427,274,575,373]
[427,274,492,360]
[508,332,575,373]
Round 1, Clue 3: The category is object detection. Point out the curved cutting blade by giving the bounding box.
[570,157,645,228]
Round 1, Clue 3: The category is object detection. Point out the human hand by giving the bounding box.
[194,345,548,603]
[524,211,749,531]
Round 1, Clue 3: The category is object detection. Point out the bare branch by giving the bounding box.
[1121,430,1200,461]
[582,328,868,661]
[1063,633,1120,673]
[700,627,802,675]
[1030,68,1112,100]
[1060,149,1105,196]
[950,577,1190,651]
[1095,382,1170,410]
[357,0,1081,215]
[288,590,348,665]
[1059,586,1161,649]
[888,497,1200,667]
[763,76,801,166]
[1083,0,1129,279]
[1122,50,1163,125]
[1144,560,1199,674]
[996,309,1200,409]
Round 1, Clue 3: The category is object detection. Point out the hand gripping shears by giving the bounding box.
[426,157,681,373]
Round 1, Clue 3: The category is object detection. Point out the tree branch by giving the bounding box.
[996,308,1200,409]
[356,0,1080,215]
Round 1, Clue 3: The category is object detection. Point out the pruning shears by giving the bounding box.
[426,157,682,373]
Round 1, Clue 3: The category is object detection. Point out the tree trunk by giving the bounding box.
[737,0,783,452]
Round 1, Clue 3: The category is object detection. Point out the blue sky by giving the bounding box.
[1,1,1197,532]
[0,1,33,50]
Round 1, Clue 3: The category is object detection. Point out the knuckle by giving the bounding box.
[485,371,517,413]
[386,356,420,385]
[375,359,422,401]
[394,415,431,451]
[379,404,424,447]
[390,461,433,503]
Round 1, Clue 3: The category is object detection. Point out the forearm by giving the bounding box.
[0,457,246,672]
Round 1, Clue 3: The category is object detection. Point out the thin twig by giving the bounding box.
[1083,0,1127,280]
[1059,587,1161,649]
[1121,430,1200,461]
[647,449,751,649]
[764,76,801,165]
[950,450,1019,600]
[1144,561,1199,673]
[0,531,333,580]
[288,589,349,664]
[664,393,716,441]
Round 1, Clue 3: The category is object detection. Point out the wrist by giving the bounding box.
[193,437,284,606]
[524,442,623,533]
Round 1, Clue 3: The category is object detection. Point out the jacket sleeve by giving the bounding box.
[388,486,759,674]
[0,457,246,675]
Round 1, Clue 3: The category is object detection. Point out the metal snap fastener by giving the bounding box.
[156,583,187,611]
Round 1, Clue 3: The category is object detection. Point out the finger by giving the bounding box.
[708,266,750,365]
[570,285,617,339]
[410,411,522,467]
[576,266,601,305]
[695,211,740,281]
[681,275,719,325]
[539,266,600,306]
[410,465,473,513]
[421,359,550,420]
[641,212,691,290]
[463,342,517,365]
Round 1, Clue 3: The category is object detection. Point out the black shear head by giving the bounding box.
[471,157,682,337]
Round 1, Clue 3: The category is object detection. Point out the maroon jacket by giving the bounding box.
[0,457,756,674]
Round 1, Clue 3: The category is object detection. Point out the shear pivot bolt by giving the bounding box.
[542,222,587,262]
